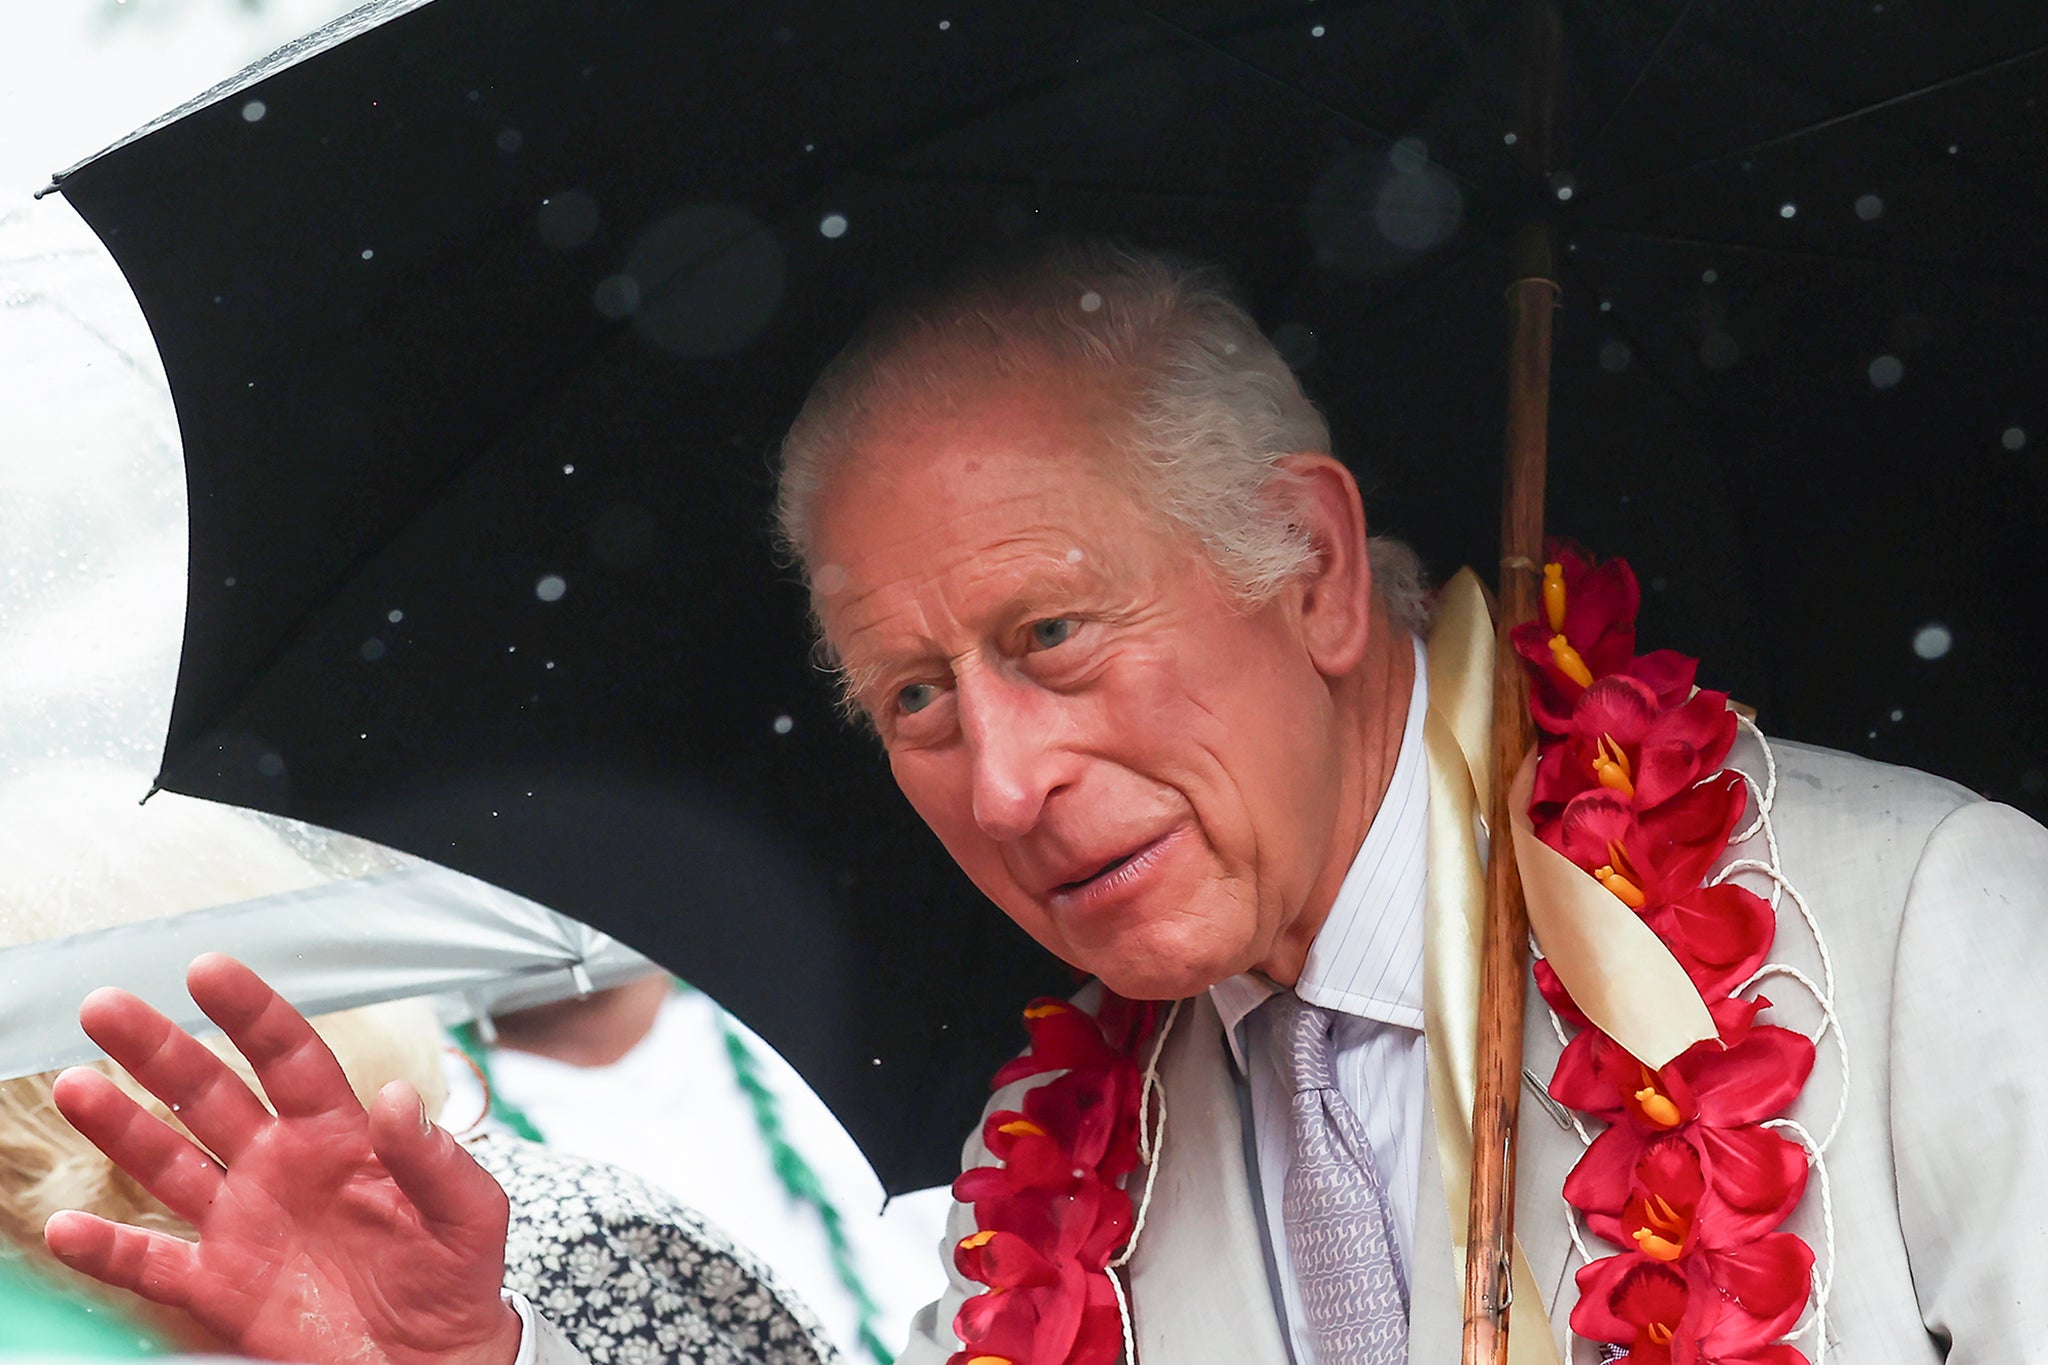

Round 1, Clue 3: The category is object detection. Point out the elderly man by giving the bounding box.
[46,244,2048,1365]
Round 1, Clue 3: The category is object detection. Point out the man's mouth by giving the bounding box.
[1059,850,1141,893]
[1044,829,1180,907]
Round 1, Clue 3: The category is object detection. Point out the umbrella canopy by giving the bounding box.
[45,0,2048,1191]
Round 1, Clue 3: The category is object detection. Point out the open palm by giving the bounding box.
[45,954,522,1365]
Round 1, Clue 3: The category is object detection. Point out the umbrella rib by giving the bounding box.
[1111,0,1489,194]
[1581,0,1705,159]
[1576,223,2045,282]
[1583,40,2048,202]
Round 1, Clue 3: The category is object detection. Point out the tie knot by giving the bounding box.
[1262,991,1339,1094]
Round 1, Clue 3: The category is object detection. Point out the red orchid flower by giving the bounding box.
[1568,1127,1808,1257]
[1549,997,1816,1134]
[1571,1242,1813,1365]
[1551,772,1749,909]
[1532,674,1738,821]
[951,1257,1126,1365]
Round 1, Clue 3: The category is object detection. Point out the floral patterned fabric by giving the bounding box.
[466,1133,839,1365]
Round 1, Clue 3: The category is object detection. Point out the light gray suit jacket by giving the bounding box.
[895,736,2048,1364]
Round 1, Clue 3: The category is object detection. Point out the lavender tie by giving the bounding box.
[1260,991,1409,1365]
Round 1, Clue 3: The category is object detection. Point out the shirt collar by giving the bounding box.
[1209,636,1430,1056]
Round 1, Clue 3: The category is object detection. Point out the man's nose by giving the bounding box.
[958,671,1074,842]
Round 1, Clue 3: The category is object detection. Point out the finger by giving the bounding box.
[368,1081,511,1239]
[78,984,274,1165]
[45,1209,201,1311]
[186,953,359,1123]
[52,1068,226,1228]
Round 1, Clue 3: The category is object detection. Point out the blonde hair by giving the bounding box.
[0,760,447,1253]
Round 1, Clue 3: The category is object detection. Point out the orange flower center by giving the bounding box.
[1631,1065,1683,1128]
[1592,733,1636,798]
[1646,1323,1674,1346]
[1630,1193,1691,1261]
[1548,633,1594,687]
[1543,561,1568,632]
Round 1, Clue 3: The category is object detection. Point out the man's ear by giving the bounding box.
[1274,453,1372,678]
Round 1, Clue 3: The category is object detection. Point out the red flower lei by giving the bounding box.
[947,994,1160,1365]
[949,544,1817,1365]
[1513,543,1816,1364]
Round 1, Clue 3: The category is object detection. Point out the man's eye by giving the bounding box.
[897,682,938,715]
[1029,618,1075,649]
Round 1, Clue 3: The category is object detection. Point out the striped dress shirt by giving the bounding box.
[1207,636,1430,1365]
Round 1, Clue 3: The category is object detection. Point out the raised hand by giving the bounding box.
[44,953,523,1365]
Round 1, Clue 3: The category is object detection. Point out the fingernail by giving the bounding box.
[417,1093,433,1137]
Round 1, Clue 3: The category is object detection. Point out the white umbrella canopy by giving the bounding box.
[0,759,654,1084]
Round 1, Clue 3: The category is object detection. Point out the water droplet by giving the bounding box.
[871,1057,882,1067]
[1702,269,1719,284]
[241,99,267,123]
[496,128,523,153]
[1555,184,1574,201]
[1890,708,1905,722]
[538,191,600,249]
[773,714,794,735]
[2002,426,2027,451]
[1855,193,1885,221]
[535,574,567,602]
[819,212,849,239]
[1911,623,1952,660]
[257,752,286,777]
[563,463,576,474]
[938,18,950,28]
[1598,339,1632,372]
[814,564,849,595]
[360,248,375,261]
[388,608,404,623]
[592,273,641,319]
[1868,354,1904,389]
[1310,23,1326,36]
[360,638,387,661]
[1065,547,1085,564]
[1947,143,1959,155]
[507,644,518,654]
[224,576,237,587]
[1779,202,1797,219]
[1389,137,1430,176]
[545,660,556,670]
[1598,299,1613,312]
[1700,333,1741,370]
[359,732,368,740]
[1078,290,1103,313]
[1502,131,1519,146]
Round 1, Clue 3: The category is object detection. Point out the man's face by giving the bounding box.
[809,377,1353,999]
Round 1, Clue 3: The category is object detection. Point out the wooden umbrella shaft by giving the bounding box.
[1460,262,1556,1365]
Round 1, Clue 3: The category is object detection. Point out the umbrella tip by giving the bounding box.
[138,784,162,806]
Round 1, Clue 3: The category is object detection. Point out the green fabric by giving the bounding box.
[0,1255,165,1357]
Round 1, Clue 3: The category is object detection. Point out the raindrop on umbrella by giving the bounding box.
[2003,426,2028,451]
[819,213,849,239]
[538,192,600,249]
[535,575,567,603]
[618,203,786,357]
[360,639,386,661]
[773,715,794,735]
[1598,339,1632,372]
[241,100,267,123]
[496,128,523,153]
[1912,623,1953,659]
[1700,333,1741,370]
[1855,194,1885,221]
[387,609,404,624]
[1868,354,1905,389]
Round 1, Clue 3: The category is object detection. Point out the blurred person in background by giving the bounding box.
[0,761,838,1365]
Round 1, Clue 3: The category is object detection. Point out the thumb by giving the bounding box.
[369,1080,510,1237]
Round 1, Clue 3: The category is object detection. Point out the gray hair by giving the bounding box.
[775,242,1430,633]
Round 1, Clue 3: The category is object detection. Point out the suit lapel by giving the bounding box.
[1125,995,1293,1365]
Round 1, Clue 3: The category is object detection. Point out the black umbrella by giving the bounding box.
[46,0,2047,1194]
